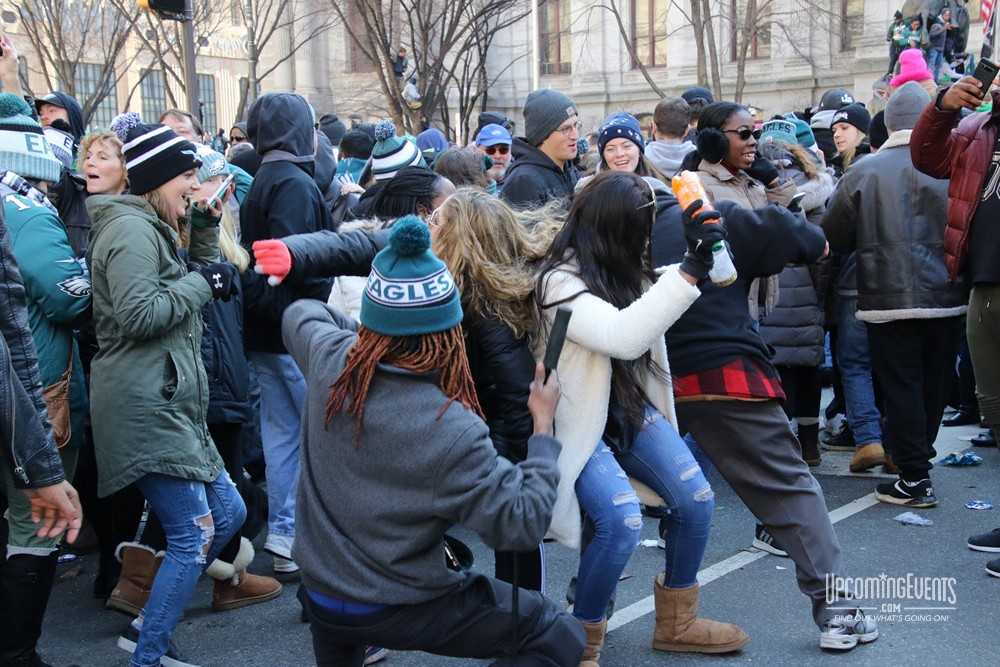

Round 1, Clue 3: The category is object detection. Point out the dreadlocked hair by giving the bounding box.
[325,324,484,449]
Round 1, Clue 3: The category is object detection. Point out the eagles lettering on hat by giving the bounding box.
[365,265,456,308]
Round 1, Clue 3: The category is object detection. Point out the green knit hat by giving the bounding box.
[360,215,462,336]
[370,119,424,181]
[195,145,231,183]
[0,93,63,183]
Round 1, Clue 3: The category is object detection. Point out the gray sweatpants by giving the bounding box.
[968,285,1000,428]
[676,398,847,626]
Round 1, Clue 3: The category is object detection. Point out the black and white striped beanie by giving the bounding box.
[121,123,201,195]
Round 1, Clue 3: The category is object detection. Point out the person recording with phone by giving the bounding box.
[911,66,1000,579]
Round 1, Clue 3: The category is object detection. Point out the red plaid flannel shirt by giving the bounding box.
[674,357,785,402]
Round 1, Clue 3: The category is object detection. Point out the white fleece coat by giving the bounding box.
[536,262,701,549]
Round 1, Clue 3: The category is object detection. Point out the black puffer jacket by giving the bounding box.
[756,144,835,367]
[500,138,579,209]
[464,312,534,463]
[200,273,252,424]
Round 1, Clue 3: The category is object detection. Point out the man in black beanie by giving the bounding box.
[501,88,580,209]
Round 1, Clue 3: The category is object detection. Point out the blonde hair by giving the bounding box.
[218,204,250,271]
[76,132,127,191]
[431,188,562,338]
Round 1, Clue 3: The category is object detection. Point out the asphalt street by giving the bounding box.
[38,409,998,666]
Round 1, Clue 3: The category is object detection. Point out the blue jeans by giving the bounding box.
[929,47,944,81]
[837,297,882,447]
[573,407,714,622]
[132,471,245,667]
[249,351,306,539]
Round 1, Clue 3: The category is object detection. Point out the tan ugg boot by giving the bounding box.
[579,617,607,667]
[206,538,283,611]
[105,542,164,618]
[652,573,749,653]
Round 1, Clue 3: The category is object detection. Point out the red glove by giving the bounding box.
[252,239,293,286]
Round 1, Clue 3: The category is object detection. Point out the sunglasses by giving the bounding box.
[230,134,247,143]
[483,144,510,156]
[722,128,762,141]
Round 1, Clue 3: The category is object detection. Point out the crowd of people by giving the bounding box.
[1,23,999,667]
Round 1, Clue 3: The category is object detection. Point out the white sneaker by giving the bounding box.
[273,556,299,574]
[820,609,879,650]
[264,533,294,560]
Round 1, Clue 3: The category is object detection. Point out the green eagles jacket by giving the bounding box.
[2,189,90,448]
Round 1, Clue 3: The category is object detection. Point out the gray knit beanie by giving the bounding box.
[884,81,931,132]
[523,88,577,146]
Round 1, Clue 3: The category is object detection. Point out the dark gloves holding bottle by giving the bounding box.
[744,154,780,187]
[195,262,239,301]
[679,200,726,282]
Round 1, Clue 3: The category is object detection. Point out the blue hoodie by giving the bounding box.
[240,93,337,354]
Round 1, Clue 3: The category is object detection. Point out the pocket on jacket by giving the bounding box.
[161,351,185,403]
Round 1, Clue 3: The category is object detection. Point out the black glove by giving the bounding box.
[679,200,726,282]
[196,262,239,301]
[744,155,780,186]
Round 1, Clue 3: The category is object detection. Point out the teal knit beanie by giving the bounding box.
[360,216,462,336]
[0,93,63,183]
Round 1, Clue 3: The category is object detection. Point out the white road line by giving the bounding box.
[607,493,880,632]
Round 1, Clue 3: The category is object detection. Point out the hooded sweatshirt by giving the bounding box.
[35,92,85,148]
[500,138,579,209]
[645,140,696,179]
[240,93,337,354]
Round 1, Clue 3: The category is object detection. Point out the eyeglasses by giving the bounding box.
[483,144,510,156]
[427,207,443,228]
[722,128,762,141]
[229,134,247,143]
[556,121,583,137]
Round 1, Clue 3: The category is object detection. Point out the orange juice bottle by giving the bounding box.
[671,171,738,287]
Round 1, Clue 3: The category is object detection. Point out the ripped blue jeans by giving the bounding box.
[132,470,246,667]
[573,406,713,622]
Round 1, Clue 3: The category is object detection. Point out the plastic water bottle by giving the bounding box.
[671,171,738,287]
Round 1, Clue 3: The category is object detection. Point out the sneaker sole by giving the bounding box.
[118,634,201,667]
[262,544,293,560]
[820,443,856,452]
[819,633,858,650]
[988,566,1000,578]
[363,647,389,665]
[968,543,1000,553]
[874,491,938,508]
[118,635,137,654]
[751,538,789,557]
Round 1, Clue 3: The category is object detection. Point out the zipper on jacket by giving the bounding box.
[6,376,29,484]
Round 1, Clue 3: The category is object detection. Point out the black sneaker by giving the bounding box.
[819,608,879,650]
[875,479,937,508]
[821,424,855,451]
[363,646,388,665]
[968,528,1000,553]
[752,524,789,557]
[118,623,201,667]
[988,558,1000,578]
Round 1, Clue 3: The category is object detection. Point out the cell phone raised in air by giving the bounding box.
[972,58,999,97]
[196,173,235,211]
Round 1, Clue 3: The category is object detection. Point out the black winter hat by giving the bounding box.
[831,103,871,135]
[319,113,347,146]
[523,88,577,146]
[818,88,856,111]
[122,124,201,195]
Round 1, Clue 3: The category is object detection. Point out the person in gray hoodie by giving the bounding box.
[645,97,697,178]
[284,216,584,666]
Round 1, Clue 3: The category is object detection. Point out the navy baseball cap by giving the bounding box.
[476,123,512,147]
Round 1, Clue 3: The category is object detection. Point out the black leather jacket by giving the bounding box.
[0,206,65,488]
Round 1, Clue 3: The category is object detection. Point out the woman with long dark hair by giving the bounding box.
[534,170,747,662]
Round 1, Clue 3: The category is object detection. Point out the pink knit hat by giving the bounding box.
[890,49,934,87]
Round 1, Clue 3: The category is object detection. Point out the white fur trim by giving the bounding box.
[205,537,254,583]
[114,541,159,564]
[858,305,967,323]
[879,129,913,151]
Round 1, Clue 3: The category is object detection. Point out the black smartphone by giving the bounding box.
[542,306,572,383]
[972,58,999,97]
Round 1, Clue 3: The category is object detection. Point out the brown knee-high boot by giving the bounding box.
[653,573,749,653]
[105,542,164,617]
[579,617,607,667]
